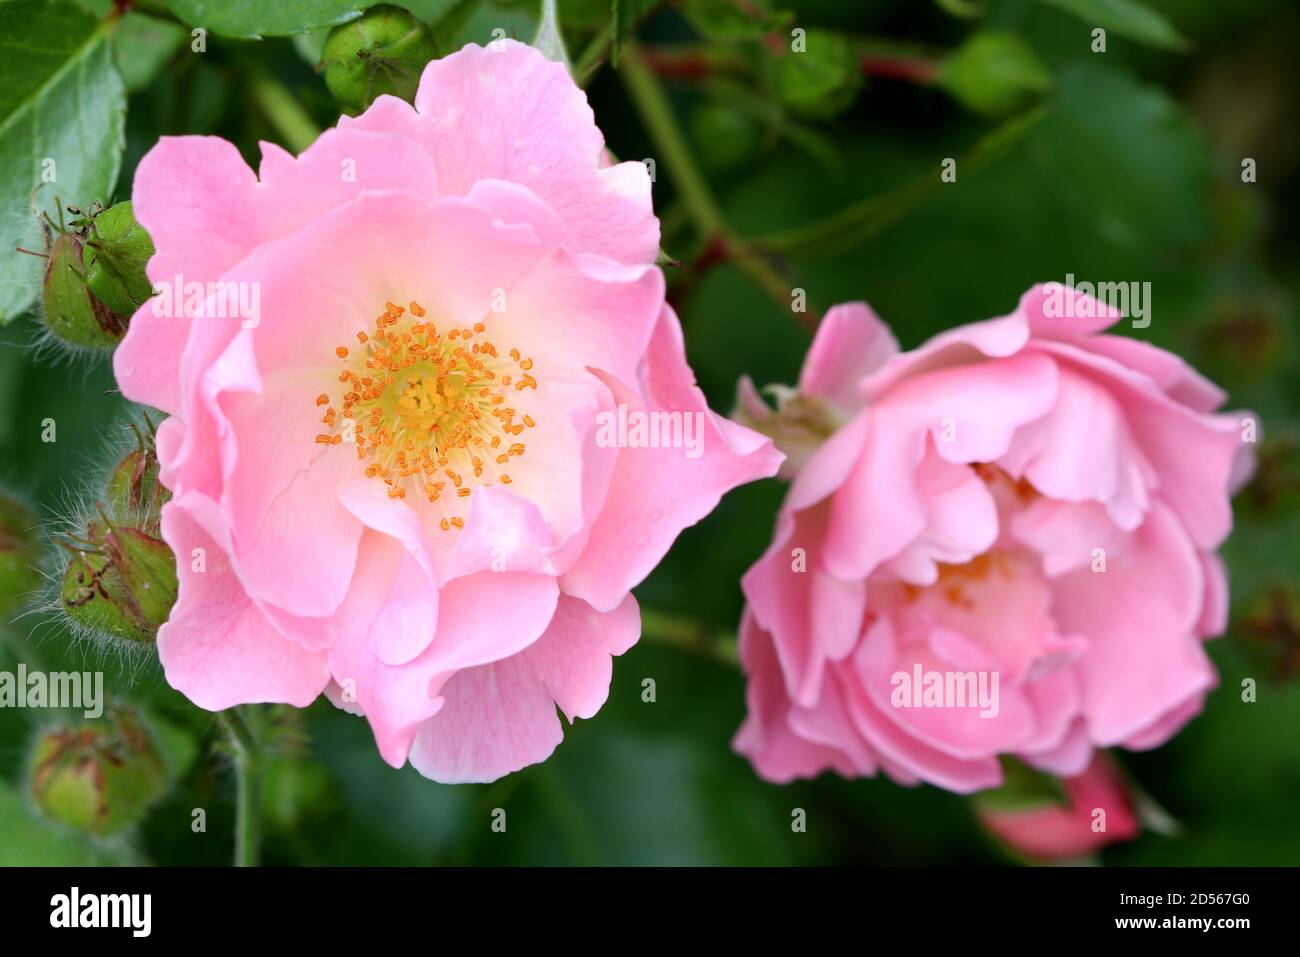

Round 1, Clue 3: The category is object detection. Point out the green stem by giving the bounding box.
[574,23,612,87]
[620,44,811,328]
[640,609,738,665]
[123,0,187,26]
[248,72,322,154]
[620,44,725,235]
[219,707,261,868]
[756,105,1050,259]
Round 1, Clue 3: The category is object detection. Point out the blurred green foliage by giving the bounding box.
[0,0,1296,865]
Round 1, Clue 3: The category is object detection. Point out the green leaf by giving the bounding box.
[533,0,571,71]
[1037,0,1188,51]
[400,0,472,18]
[682,0,793,42]
[167,0,368,39]
[112,13,187,92]
[430,1,478,51]
[1029,62,1211,247]
[73,1,186,91]
[934,0,984,17]
[435,0,537,52]
[0,0,125,325]
[611,0,635,66]
[974,757,1069,813]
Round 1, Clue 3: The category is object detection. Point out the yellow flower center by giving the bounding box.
[314,300,538,530]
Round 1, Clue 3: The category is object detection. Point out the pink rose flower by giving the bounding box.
[734,288,1253,792]
[114,41,780,782]
[978,753,1140,860]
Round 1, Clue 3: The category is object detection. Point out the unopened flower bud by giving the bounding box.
[976,755,1140,861]
[322,4,438,115]
[106,422,169,533]
[106,522,178,627]
[30,707,167,837]
[60,514,177,645]
[42,230,127,349]
[936,32,1052,117]
[772,29,862,120]
[79,200,156,318]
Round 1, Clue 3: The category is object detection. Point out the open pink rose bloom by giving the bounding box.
[734,288,1254,793]
[113,41,780,783]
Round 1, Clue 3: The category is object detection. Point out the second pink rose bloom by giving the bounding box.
[735,288,1254,793]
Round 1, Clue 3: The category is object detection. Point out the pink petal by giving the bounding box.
[733,612,861,782]
[407,654,564,783]
[856,619,1038,762]
[825,353,1057,579]
[561,306,782,611]
[157,500,330,709]
[859,305,1031,401]
[1010,498,1132,578]
[343,41,659,264]
[520,592,641,722]
[1122,693,1209,750]
[325,532,446,765]
[1051,503,1216,745]
[885,454,999,585]
[116,138,261,413]
[798,302,898,417]
[1021,718,1094,777]
[999,363,1155,531]
[742,503,865,707]
[786,410,871,510]
[495,251,665,390]
[329,564,559,769]
[1197,552,1229,638]
[1076,334,1226,412]
[841,627,1003,793]
[1042,339,1246,550]
[1019,281,1124,338]
[337,477,440,666]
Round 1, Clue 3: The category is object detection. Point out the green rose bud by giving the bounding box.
[106,422,170,533]
[30,707,168,837]
[42,230,128,349]
[61,417,177,645]
[60,514,177,645]
[62,546,148,644]
[106,523,179,628]
[773,30,863,120]
[79,200,156,318]
[322,5,438,115]
[936,32,1052,116]
[0,492,41,620]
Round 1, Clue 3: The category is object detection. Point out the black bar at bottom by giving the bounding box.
[0,866,1287,942]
